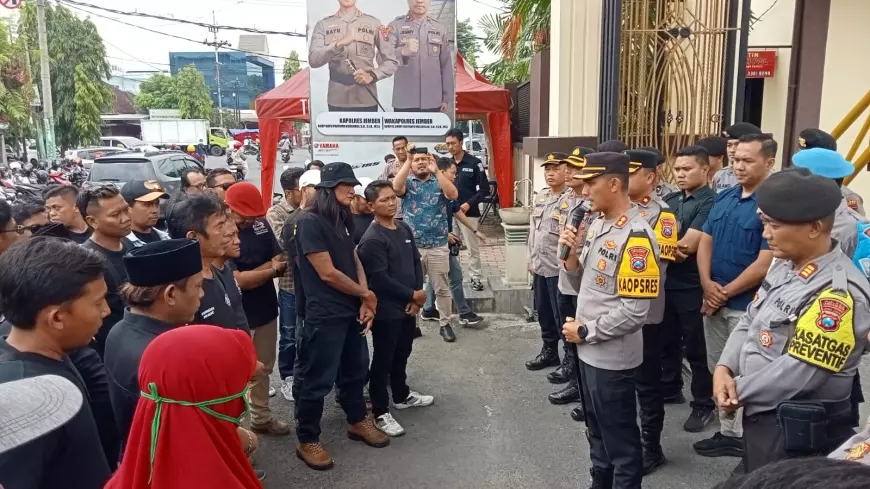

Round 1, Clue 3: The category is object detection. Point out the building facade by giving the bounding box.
[168,52,276,110]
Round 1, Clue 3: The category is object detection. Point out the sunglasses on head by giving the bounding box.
[2,223,44,236]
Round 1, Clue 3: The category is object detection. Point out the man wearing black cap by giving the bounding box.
[626,149,679,474]
[103,239,204,443]
[637,146,680,200]
[597,139,629,153]
[714,169,870,472]
[525,152,569,371]
[295,162,388,470]
[560,152,661,488]
[714,122,764,193]
[120,180,170,249]
[695,136,728,186]
[797,127,865,215]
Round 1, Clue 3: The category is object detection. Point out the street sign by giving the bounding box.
[0,0,22,9]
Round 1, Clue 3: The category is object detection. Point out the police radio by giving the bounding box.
[558,203,590,261]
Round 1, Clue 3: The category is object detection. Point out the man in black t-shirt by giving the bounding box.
[0,237,112,489]
[44,184,93,244]
[351,177,375,245]
[294,162,388,470]
[77,186,132,358]
[120,180,170,248]
[225,182,291,436]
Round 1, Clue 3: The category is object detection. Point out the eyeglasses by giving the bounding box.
[2,224,43,236]
[210,182,235,191]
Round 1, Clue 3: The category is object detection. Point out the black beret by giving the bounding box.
[695,136,728,157]
[575,152,630,180]
[566,146,595,168]
[542,152,569,167]
[722,122,762,139]
[597,139,629,153]
[124,239,202,287]
[757,168,841,224]
[798,128,837,151]
[636,146,666,164]
[625,149,660,173]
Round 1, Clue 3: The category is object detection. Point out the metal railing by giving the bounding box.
[834,90,870,185]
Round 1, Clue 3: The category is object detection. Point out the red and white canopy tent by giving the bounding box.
[255,54,514,209]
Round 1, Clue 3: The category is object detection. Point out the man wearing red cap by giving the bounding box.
[225,182,291,436]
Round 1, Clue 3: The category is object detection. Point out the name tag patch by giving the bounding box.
[787,289,855,372]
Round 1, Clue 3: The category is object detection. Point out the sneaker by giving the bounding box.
[251,418,292,436]
[255,469,267,481]
[347,416,390,448]
[471,277,485,291]
[421,309,440,321]
[683,406,715,433]
[439,324,456,342]
[692,432,745,458]
[280,377,294,402]
[394,391,435,410]
[375,413,406,437]
[459,311,483,326]
[268,386,276,397]
[296,441,334,470]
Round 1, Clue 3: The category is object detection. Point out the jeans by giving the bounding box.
[369,316,415,417]
[423,253,471,315]
[278,290,297,380]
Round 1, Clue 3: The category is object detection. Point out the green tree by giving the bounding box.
[175,65,213,120]
[21,3,113,150]
[283,50,301,81]
[0,17,34,140]
[456,19,481,68]
[134,74,179,112]
[478,0,551,85]
[247,74,264,103]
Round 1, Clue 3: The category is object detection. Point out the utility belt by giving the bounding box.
[776,398,853,453]
[329,69,357,86]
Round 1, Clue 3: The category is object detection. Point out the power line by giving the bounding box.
[102,38,169,71]
[56,0,306,37]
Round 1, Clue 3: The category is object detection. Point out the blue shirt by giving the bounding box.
[402,175,449,248]
[702,185,769,311]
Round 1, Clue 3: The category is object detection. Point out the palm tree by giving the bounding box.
[478,0,550,85]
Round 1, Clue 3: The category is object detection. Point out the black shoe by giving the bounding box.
[413,326,423,339]
[693,433,744,458]
[663,392,687,405]
[683,406,715,433]
[471,278,485,291]
[570,404,586,422]
[548,383,581,405]
[421,309,440,321]
[525,345,560,371]
[731,459,746,476]
[546,357,572,384]
[255,469,266,481]
[642,446,667,475]
[439,325,456,343]
[459,311,483,326]
[588,468,613,489]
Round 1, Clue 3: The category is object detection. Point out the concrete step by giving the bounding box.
[463,278,495,313]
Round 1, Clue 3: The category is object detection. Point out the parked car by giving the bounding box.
[87,151,204,196]
[101,136,157,153]
[66,147,130,169]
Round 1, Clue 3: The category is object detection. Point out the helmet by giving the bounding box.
[234,141,242,148]
[187,145,196,152]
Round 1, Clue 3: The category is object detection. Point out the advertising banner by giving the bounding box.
[307,0,456,176]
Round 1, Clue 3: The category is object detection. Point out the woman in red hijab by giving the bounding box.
[106,325,263,489]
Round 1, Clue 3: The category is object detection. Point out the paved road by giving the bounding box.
[204,151,311,196]
[249,314,870,489]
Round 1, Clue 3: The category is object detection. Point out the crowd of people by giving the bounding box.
[2,123,870,489]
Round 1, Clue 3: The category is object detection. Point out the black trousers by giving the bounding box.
[659,287,715,410]
[580,360,643,489]
[635,324,665,439]
[70,346,120,468]
[328,104,378,112]
[743,411,855,473]
[557,293,579,384]
[369,316,415,417]
[532,273,561,347]
[294,317,370,443]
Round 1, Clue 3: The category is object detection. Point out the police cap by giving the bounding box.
[695,136,728,157]
[566,146,595,168]
[798,128,838,151]
[637,146,666,165]
[792,148,854,179]
[597,139,629,153]
[757,168,841,224]
[574,152,630,180]
[542,152,569,167]
[124,238,202,287]
[626,149,660,174]
[722,122,762,140]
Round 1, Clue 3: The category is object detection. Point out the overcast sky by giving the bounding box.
[2,0,503,82]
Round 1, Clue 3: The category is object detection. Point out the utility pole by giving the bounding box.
[206,11,230,129]
[36,0,57,159]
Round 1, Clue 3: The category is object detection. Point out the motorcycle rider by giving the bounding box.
[230,141,248,181]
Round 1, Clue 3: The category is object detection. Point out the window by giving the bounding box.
[211,128,227,139]
[89,161,155,182]
[158,157,184,178]
[180,157,204,171]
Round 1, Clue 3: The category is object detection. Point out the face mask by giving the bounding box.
[140,381,250,482]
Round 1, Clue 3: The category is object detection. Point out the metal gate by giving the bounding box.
[618,0,738,180]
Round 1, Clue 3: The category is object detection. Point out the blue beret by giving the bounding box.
[792,148,854,179]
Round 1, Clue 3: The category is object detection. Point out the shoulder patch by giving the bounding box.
[615,215,628,228]
[799,263,819,280]
[788,288,855,372]
[379,25,393,41]
[616,231,661,299]
[654,210,679,262]
[845,442,870,461]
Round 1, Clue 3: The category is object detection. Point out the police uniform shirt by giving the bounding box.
[712,167,738,193]
[104,310,181,445]
[634,196,678,324]
[655,180,679,200]
[0,339,111,489]
[568,205,661,371]
[830,423,870,464]
[309,8,399,109]
[843,186,866,216]
[528,187,569,278]
[833,198,869,259]
[387,13,454,110]
[718,248,870,416]
[556,190,593,295]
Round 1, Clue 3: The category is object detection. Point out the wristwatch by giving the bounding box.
[578,325,588,340]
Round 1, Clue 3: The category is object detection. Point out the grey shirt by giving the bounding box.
[833,198,869,259]
[712,167,739,193]
[843,186,866,216]
[567,205,660,370]
[718,247,870,416]
[387,14,454,110]
[829,422,870,463]
[555,190,593,295]
[528,187,568,278]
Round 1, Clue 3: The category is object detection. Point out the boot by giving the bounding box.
[570,403,586,422]
[525,344,560,371]
[296,442,334,470]
[548,382,581,405]
[546,355,572,384]
[347,416,390,448]
[641,430,667,475]
[589,468,613,489]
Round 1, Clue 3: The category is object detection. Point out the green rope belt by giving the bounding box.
[140,382,250,483]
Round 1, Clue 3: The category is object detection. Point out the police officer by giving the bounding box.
[549,147,596,411]
[597,139,629,153]
[309,0,398,111]
[714,122,764,193]
[525,153,569,372]
[637,146,679,200]
[695,136,728,186]
[561,152,660,489]
[797,127,865,215]
[387,0,454,112]
[626,149,678,475]
[714,168,870,473]
[830,420,870,465]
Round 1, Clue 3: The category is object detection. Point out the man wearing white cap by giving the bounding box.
[351,177,375,245]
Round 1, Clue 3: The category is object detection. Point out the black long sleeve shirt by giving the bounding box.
[454,152,489,218]
[358,220,424,320]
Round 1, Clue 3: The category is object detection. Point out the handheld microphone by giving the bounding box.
[559,203,589,261]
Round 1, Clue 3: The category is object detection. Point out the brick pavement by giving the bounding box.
[457,216,506,281]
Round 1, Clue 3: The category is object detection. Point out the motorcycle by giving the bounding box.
[228,162,247,181]
[281,149,291,164]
